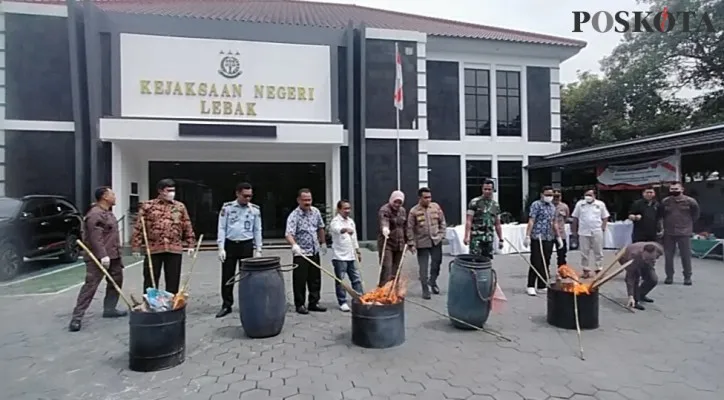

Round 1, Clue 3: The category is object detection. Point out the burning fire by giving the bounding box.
[359,279,407,305]
[557,265,592,295]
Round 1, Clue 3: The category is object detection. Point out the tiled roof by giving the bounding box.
[16,0,587,48]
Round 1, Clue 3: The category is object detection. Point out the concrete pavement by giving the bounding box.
[0,249,722,400]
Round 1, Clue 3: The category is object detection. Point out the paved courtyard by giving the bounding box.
[1,248,722,400]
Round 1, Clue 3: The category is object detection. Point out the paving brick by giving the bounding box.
[0,251,721,400]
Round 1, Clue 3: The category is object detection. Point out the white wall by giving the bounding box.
[427,40,570,221]
[110,140,341,243]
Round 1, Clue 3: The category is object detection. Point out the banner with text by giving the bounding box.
[120,34,332,122]
[597,155,679,190]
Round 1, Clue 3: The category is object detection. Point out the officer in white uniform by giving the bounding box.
[216,182,263,318]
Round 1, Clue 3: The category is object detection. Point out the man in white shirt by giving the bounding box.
[571,189,610,273]
[329,200,364,312]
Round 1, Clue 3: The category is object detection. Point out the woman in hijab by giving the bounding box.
[377,190,408,286]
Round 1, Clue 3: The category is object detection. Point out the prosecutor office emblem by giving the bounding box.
[218,50,242,79]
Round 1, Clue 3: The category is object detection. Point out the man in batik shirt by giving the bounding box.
[464,180,504,259]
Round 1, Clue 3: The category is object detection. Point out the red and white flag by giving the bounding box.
[394,43,404,111]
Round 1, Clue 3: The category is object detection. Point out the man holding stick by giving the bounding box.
[132,179,196,294]
[524,186,559,296]
[378,190,409,287]
[285,188,328,315]
[620,242,663,310]
[69,187,126,332]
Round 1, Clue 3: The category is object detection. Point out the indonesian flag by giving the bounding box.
[394,43,404,111]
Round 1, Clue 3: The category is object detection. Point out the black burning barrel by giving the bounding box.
[547,287,599,330]
[128,306,186,372]
[351,298,405,349]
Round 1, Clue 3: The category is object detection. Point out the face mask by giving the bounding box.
[670,191,681,196]
[584,195,594,203]
[165,191,176,201]
[543,196,553,203]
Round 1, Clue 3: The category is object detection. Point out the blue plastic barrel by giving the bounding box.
[447,254,496,329]
[229,256,292,338]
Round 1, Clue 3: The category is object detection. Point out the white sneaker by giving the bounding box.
[539,288,548,294]
[526,287,537,296]
[339,303,351,312]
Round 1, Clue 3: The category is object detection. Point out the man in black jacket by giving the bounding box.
[628,187,661,243]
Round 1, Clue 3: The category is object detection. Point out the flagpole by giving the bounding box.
[395,42,401,190]
[396,103,401,190]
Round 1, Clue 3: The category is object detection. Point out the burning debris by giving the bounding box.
[556,264,592,295]
[359,279,407,305]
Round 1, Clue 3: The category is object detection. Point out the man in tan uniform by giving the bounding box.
[658,182,700,286]
[69,187,126,332]
[407,187,447,299]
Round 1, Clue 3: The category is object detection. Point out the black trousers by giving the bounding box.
[292,254,322,307]
[143,252,183,294]
[632,233,658,243]
[221,239,255,308]
[633,265,658,302]
[556,239,568,266]
[528,239,554,289]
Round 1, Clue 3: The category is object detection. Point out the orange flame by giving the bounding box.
[557,265,592,295]
[359,279,407,305]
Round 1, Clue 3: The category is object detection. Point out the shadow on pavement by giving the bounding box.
[214,325,245,340]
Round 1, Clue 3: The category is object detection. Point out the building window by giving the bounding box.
[464,69,491,136]
[498,160,523,219]
[496,71,521,137]
[465,160,492,203]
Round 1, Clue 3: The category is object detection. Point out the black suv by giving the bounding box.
[0,195,83,281]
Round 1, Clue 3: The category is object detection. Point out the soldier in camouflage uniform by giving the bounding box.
[464,180,504,258]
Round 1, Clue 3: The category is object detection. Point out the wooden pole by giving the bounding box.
[591,260,634,290]
[591,247,627,287]
[505,238,550,289]
[389,244,409,296]
[300,254,361,300]
[76,240,134,310]
[179,234,204,294]
[140,216,156,289]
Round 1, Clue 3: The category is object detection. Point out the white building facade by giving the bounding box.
[1,0,583,242]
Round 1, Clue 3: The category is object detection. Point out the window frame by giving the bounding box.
[464,69,491,137]
[496,70,522,137]
[465,160,493,203]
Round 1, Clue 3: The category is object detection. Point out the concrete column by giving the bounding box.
[491,155,499,202]
[0,10,5,197]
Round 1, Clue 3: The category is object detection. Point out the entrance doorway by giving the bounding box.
[149,162,326,240]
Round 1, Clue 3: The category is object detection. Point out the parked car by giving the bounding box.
[0,195,83,281]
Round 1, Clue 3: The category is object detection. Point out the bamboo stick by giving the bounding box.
[76,240,134,310]
[573,292,585,360]
[599,292,635,313]
[179,234,204,294]
[591,248,627,286]
[300,254,361,300]
[378,236,388,286]
[505,238,550,289]
[539,238,550,283]
[591,260,634,290]
[140,216,156,289]
[389,244,409,296]
[406,297,512,342]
